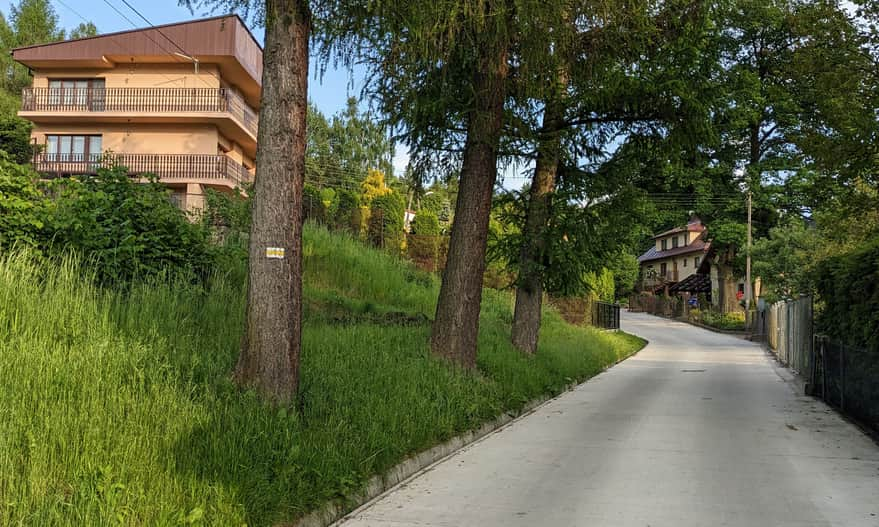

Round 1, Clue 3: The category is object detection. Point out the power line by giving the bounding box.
[100,0,217,89]
[119,0,189,55]
[51,0,178,86]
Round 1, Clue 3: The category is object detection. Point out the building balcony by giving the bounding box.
[33,152,253,188]
[643,270,679,289]
[20,87,258,153]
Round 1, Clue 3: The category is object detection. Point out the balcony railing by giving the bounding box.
[643,270,680,288]
[21,87,259,137]
[33,153,253,187]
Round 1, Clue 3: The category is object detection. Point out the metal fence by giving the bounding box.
[756,296,877,435]
[813,337,878,434]
[592,302,621,330]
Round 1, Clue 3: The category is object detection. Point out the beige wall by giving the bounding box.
[31,123,219,155]
[655,232,690,251]
[31,64,221,89]
[221,138,254,169]
[643,253,703,281]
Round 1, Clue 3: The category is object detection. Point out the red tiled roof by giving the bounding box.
[637,238,711,263]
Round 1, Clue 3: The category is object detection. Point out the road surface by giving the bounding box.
[337,312,879,527]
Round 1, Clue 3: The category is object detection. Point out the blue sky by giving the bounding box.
[5,0,415,172]
[5,0,541,184]
[36,0,359,116]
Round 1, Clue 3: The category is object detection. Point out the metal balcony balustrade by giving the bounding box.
[33,152,253,187]
[21,87,258,137]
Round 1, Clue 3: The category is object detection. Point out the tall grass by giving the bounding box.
[0,225,644,526]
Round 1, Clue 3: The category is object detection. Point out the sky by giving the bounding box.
[6,0,413,174]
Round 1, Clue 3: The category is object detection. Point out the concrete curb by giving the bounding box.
[285,339,646,527]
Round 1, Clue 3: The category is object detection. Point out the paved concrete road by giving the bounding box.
[337,312,879,527]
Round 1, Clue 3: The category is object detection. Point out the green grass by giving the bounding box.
[0,225,645,526]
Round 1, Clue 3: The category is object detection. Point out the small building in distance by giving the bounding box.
[638,216,745,312]
[637,216,711,292]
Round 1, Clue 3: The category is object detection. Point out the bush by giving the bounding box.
[420,192,451,225]
[47,166,211,284]
[0,116,35,165]
[367,191,405,252]
[303,184,326,224]
[333,188,362,235]
[410,210,440,236]
[815,238,879,351]
[0,155,47,249]
[202,187,251,234]
[700,310,745,331]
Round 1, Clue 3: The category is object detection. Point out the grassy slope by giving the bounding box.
[0,225,644,526]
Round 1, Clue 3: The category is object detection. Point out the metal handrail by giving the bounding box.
[33,152,253,187]
[21,87,259,137]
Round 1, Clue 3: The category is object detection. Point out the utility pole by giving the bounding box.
[745,190,753,328]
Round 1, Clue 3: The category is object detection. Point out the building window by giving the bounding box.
[694,256,700,267]
[672,236,679,248]
[683,258,688,268]
[661,239,667,251]
[45,134,102,162]
[48,78,106,109]
[660,262,667,276]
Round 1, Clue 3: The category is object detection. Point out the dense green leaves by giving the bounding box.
[46,168,211,284]
[815,238,879,352]
[0,154,45,248]
[0,161,211,284]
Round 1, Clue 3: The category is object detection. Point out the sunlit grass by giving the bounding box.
[0,225,644,526]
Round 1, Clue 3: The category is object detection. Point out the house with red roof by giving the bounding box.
[637,216,711,293]
[638,215,746,312]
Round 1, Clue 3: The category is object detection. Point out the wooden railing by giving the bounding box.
[21,87,259,137]
[33,153,253,187]
[643,270,680,288]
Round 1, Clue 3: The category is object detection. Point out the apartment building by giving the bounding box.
[12,15,261,211]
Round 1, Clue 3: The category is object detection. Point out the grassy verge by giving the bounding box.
[0,225,644,526]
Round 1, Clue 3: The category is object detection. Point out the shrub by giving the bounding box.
[202,187,251,234]
[47,166,210,284]
[420,192,451,225]
[361,168,391,205]
[0,155,47,249]
[368,191,405,252]
[0,116,35,165]
[333,189,362,234]
[410,210,440,236]
[303,184,326,224]
[700,310,745,331]
[815,238,879,351]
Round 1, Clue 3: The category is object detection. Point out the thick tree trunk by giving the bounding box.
[235,0,310,405]
[511,99,563,354]
[430,18,509,368]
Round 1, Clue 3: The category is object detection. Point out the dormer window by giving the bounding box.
[672,236,679,248]
[661,239,667,251]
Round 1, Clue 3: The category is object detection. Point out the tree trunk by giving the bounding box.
[430,16,509,368]
[511,99,563,354]
[235,0,310,405]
